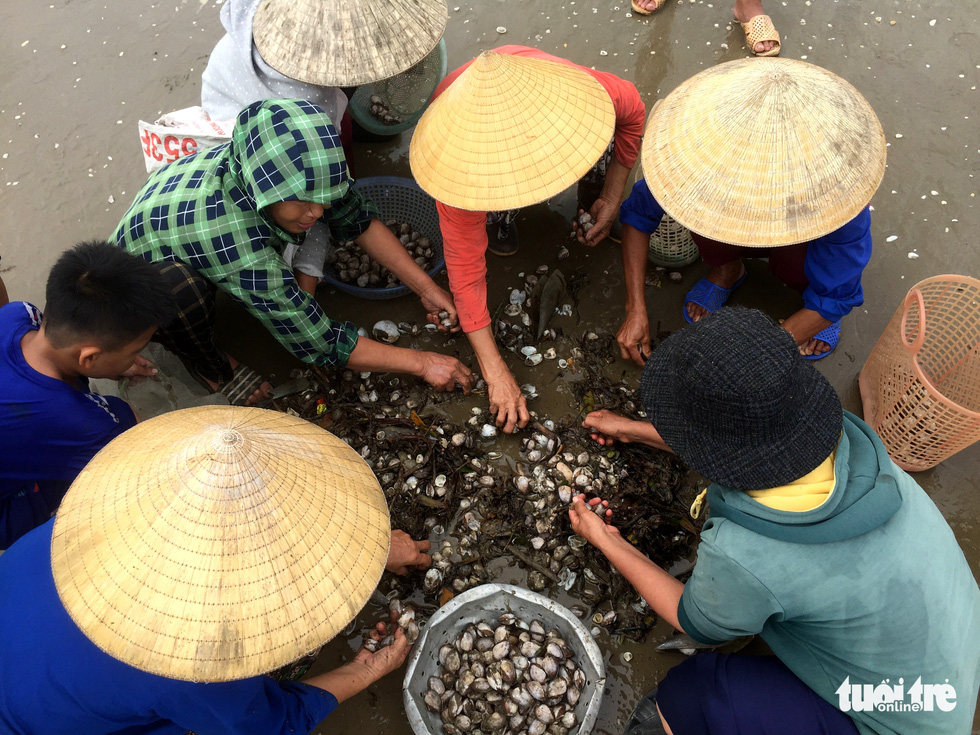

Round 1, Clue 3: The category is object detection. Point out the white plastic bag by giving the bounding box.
[137,106,234,172]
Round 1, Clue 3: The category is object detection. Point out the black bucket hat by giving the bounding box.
[640,307,842,490]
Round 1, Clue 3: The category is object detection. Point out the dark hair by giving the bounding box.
[44,241,177,350]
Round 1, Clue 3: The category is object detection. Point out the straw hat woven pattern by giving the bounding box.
[253,0,448,87]
[410,51,616,211]
[642,58,886,247]
[51,406,391,682]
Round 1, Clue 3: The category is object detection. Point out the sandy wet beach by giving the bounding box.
[1,0,977,732]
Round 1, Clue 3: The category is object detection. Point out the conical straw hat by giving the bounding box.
[641,58,886,247]
[253,0,448,87]
[51,406,391,683]
[410,51,617,211]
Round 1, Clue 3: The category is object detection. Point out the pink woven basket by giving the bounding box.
[859,275,980,471]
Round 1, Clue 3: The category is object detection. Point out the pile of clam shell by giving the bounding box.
[368,94,403,125]
[272,332,697,637]
[425,616,585,735]
[325,220,436,289]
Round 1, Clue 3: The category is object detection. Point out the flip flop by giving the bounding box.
[487,221,520,257]
[682,273,747,324]
[802,320,841,361]
[738,14,781,56]
[631,0,664,15]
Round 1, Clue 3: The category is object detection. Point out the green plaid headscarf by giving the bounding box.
[112,99,379,366]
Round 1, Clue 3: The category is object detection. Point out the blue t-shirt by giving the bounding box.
[0,519,339,734]
[620,180,873,322]
[0,302,138,548]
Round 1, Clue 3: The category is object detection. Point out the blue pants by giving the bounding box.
[652,654,859,735]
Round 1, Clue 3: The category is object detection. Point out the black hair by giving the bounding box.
[43,241,177,351]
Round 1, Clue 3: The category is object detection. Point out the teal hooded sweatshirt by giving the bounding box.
[677,412,980,735]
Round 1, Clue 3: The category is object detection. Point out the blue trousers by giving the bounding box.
[642,654,860,735]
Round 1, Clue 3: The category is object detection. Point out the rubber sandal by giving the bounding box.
[682,273,747,324]
[487,222,520,257]
[216,364,273,407]
[631,0,664,15]
[739,14,781,56]
[802,320,841,361]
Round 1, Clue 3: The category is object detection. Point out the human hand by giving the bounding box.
[418,352,475,393]
[582,409,640,447]
[118,356,159,382]
[354,623,411,679]
[386,530,432,575]
[568,494,620,548]
[486,372,530,433]
[573,198,619,246]
[420,286,461,333]
[616,310,651,366]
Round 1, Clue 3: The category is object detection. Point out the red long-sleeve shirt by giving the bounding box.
[433,46,645,333]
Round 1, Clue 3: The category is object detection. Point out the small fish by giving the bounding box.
[655,633,753,655]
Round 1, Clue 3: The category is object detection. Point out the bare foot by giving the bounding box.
[685,260,746,322]
[799,338,831,357]
[632,0,662,12]
[733,0,778,54]
[201,357,273,407]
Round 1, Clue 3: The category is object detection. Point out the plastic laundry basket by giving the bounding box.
[859,275,980,471]
[648,213,700,267]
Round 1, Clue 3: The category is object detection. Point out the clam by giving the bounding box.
[423,689,442,712]
[480,424,498,438]
[535,704,555,725]
[525,353,544,366]
[486,712,506,732]
[492,640,511,660]
[424,568,443,592]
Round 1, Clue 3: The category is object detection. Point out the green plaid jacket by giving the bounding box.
[112,99,378,366]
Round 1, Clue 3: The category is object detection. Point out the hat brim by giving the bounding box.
[52,407,391,682]
[410,52,616,211]
[640,321,842,490]
[253,0,448,87]
[641,58,886,247]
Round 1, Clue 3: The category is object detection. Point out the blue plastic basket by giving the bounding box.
[320,176,445,300]
[348,39,448,137]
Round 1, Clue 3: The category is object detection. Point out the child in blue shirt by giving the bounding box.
[0,241,175,548]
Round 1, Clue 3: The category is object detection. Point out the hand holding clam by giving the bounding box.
[568,494,620,548]
[354,622,412,679]
[420,286,461,332]
[386,530,432,575]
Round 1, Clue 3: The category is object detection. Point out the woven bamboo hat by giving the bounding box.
[641,58,886,246]
[252,0,448,87]
[51,406,391,682]
[410,51,616,211]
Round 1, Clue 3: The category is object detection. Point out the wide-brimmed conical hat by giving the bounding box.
[410,51,616,211]
[641,58,886,246]
[253,0,448,87]
[51,406,390,682]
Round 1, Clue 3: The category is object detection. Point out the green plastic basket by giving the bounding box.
[348,39,448,136]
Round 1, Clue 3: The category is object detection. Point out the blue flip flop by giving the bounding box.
[802,320,841,361]
[682,273,747,324]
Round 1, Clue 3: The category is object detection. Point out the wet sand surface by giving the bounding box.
[1,0,978,732]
